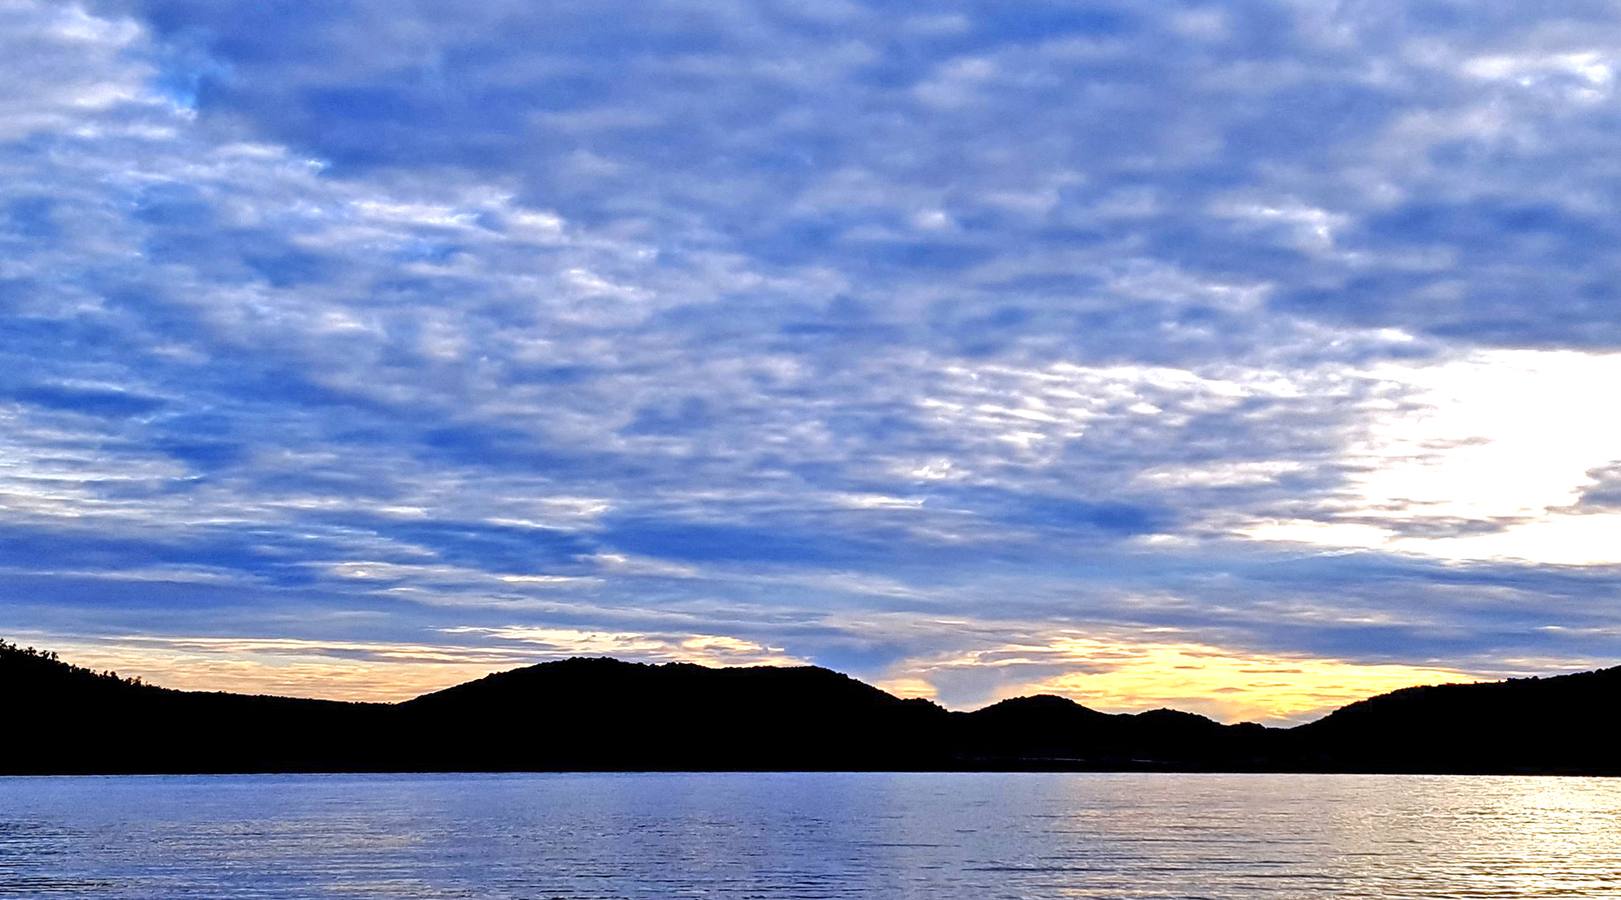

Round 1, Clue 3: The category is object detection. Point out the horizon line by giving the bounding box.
[5,638,1569,730]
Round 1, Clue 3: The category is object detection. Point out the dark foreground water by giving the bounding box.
[2,773,1619,898]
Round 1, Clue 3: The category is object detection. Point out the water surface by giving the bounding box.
[2,773,1618,898]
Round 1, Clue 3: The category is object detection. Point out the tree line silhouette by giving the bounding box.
[4,639,1618,775]
[0,639,145,686]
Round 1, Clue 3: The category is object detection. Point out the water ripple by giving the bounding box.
[0,773,1618,898]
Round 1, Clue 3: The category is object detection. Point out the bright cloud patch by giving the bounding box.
[1244,350,1621,565]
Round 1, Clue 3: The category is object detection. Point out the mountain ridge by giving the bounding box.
[4,639,1614,775]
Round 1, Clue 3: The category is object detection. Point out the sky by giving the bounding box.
[6,0,1621,725]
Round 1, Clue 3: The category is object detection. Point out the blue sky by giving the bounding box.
[7,0,1621,722]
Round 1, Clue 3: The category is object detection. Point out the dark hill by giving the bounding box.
[957,695,1270,769]
[0,641,390,774]
[3,639,1618,774]
[1288,667,1621,774]
[400,657,953,769]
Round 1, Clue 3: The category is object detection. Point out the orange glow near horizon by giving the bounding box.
[1020,643,1480,725]
[878,634,1487,725]
[24,636,533,703]
[22,629,808,703]
[19,629,1502,724]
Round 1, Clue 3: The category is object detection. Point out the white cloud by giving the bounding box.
[1137,460,1306,488]
[442,625,805,668]
[1239,350,1621,564]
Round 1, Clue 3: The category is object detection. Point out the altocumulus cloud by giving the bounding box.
[6,0,1621,722]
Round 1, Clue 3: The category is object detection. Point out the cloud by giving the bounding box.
[5,0,1621,717]
[1236,350,1621,564]
[442,625,805,669]
[1571,463,1621,513]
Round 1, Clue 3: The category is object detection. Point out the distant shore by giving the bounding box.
[6,640,1618,776]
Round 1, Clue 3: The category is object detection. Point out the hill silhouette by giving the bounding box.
[3,639,1616,774]
[1286,666,1621,773]
[400,657,953,770]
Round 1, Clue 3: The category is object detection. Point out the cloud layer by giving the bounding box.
[7,0,1621,722]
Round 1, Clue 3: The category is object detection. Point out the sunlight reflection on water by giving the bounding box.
[2,772,1619,898]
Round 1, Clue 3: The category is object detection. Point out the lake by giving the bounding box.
[2,772,1618,898]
